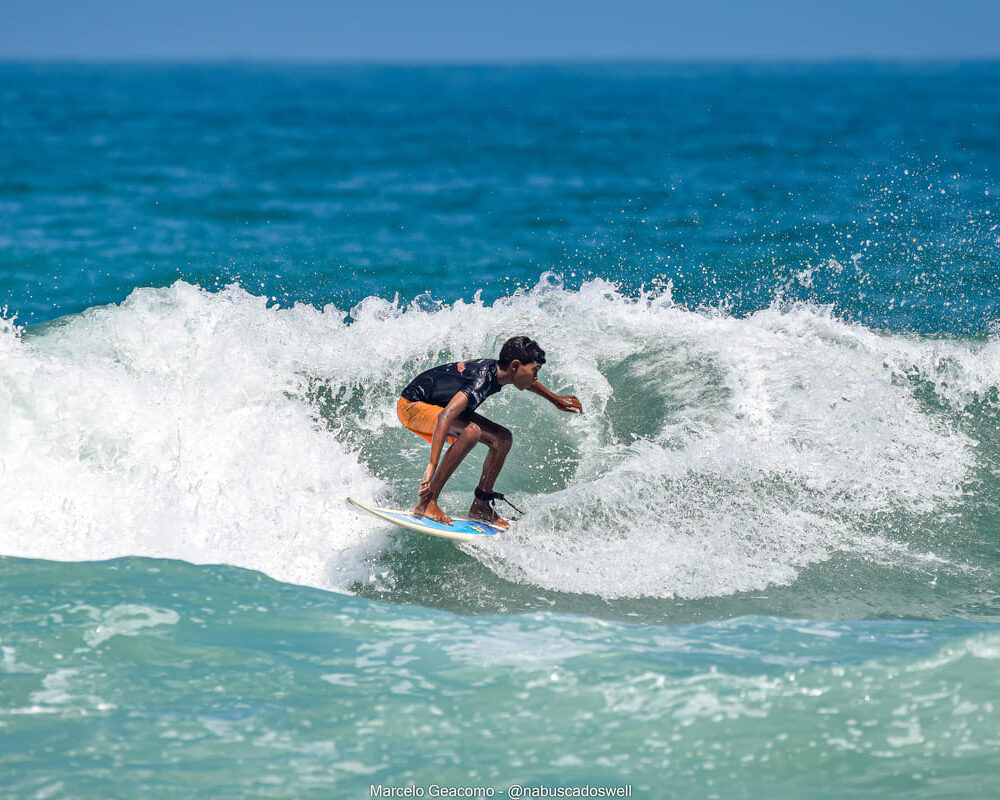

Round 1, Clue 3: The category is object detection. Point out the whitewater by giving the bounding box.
[3,274,994,606]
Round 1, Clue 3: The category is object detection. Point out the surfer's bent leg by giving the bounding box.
[412,420,481,524]
[464,414,513,529]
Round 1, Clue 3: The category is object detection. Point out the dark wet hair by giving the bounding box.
[498,336,546,369]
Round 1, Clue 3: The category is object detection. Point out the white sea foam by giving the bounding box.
[83,604,181,647]
[474,284,976,598]
[0,282,387,590]
[0,277,986,597]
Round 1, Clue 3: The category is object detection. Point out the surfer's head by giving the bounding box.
[498,336,545,390]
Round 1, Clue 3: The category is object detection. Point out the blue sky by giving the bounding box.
[3,0,999,61]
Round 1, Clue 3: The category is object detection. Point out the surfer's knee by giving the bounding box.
[494,426,512,453]
[462,422,482,442]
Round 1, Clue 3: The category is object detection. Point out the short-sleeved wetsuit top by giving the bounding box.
[400,359,502,412]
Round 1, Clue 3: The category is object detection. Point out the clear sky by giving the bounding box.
[3,0,999,62]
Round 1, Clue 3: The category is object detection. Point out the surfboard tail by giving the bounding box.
[345,497,504,542]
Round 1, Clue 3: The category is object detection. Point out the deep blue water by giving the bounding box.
[3,63,999,329]
[2,62,1000,797]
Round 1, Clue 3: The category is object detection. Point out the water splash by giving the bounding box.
[0,277,994,598]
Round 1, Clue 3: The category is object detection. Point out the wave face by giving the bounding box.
[3,277,999,613]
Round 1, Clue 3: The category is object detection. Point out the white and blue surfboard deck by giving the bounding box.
[345,497,505,542]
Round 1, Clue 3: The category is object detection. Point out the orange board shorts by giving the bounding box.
[396,396,459,445]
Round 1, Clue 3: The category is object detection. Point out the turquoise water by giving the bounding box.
[2,63,1000,797]
[3,558,998,798]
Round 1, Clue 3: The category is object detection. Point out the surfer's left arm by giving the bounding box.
[528,380,583,414]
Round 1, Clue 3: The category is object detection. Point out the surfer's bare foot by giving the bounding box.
[469,499,509,530]
[414,498,453,526]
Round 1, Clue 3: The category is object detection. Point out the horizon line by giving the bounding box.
[3,55,1000,66]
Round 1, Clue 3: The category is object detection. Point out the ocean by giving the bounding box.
[1,61,999,797]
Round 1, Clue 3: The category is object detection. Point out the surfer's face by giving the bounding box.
[512,360,541,390]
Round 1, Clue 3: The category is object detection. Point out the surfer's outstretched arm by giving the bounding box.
[528,380,583,414]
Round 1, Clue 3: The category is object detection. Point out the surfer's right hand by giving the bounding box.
[419,463,435,495]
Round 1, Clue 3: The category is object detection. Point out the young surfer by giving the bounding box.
[397,336,583,529]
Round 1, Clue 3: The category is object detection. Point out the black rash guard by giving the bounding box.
[400,358,502,412]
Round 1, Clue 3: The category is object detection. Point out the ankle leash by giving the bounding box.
[474,487,524,519]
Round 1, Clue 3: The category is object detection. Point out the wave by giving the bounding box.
[2,275,998,599]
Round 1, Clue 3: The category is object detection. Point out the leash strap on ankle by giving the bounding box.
[474,487,524,517]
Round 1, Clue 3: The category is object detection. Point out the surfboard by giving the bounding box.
[345,497,505,542]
